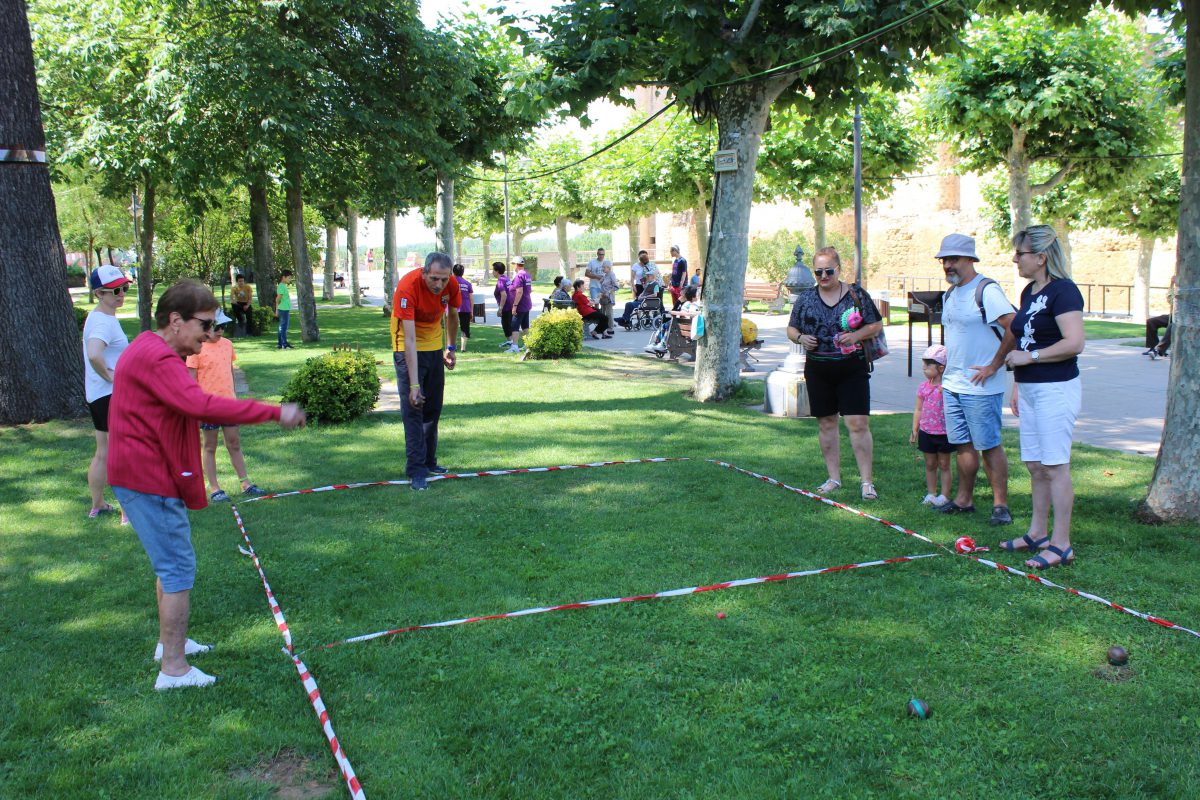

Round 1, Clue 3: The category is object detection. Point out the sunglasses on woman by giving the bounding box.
[186,316,216,332]
[813,268,837,278]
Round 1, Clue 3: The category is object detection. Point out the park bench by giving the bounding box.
[743,280,787,313]
[542,297,576,313]
[657,311,763,371]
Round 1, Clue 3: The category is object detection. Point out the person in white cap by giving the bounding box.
[935,233,1017,526]
[83,265,133,520]
[910,343,953,507]
[509,256,533,351]
[185,308,269,502]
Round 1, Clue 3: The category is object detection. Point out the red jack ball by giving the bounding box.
[716,612,726,620]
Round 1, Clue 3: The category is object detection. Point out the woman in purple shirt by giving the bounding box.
[492,262,516,352]
[452,264,474,352]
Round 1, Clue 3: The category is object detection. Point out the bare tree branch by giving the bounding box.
[1031,162,1074,196]
[734,0,765,45]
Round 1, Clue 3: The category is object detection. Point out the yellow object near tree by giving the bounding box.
[740,318,758,345]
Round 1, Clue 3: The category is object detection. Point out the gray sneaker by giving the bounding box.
[989,505,1014,526]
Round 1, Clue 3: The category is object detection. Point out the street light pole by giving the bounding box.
[503,155,511,266]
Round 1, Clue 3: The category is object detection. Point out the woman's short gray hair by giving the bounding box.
[1013,225,1069,281]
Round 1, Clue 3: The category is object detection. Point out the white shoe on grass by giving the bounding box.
[155,666,216,691]
[932,494,949,507]
[921,493,937,505]
[154,638,213,661]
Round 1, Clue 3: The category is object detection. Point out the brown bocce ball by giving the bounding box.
[1107,646,1129,666]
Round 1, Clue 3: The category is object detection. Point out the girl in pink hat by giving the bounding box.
[911,344,954,506]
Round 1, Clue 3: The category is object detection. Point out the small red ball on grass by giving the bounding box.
[1107,646,1129,666]
[906,699,931,720]
[716,612,726,620]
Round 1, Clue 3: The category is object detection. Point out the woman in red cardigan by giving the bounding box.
[109,280,306,690]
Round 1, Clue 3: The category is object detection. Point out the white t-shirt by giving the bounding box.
[586,258,605,297]
[941,274,1013,396]
[82,309,129,402]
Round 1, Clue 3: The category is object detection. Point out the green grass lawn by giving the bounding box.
[5,305,1199,798]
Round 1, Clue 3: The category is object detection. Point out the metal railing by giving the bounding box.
[884,275,1172,319]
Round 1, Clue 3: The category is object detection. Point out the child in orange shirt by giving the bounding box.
[186,310,268,501]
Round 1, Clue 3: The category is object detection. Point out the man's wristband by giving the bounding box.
[446,344,457,352]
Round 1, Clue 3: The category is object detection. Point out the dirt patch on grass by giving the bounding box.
[1092,665,1136,684]
[231,748,339,799]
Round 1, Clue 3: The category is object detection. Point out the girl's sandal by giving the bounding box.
[861,481,878,501]
[1027,545,1074,571]
[815,478,842,495]
[999,533,1049,552]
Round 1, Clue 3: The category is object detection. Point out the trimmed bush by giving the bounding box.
[280,351,380,423]
[525,308,582,359]
[73,305,87,330]
[247,305,275,337]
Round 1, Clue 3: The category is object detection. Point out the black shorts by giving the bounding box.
[457,311,471,338]
[513,311,530,331]
[918,430,955,454]
[88,394,112,432]
[804,356,871,418]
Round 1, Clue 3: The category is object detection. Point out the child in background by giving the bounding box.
[186,310,268,502]
[910,344,953,507]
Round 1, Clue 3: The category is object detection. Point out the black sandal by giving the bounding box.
[999,533,1049,552]
[1027,544,1074,570]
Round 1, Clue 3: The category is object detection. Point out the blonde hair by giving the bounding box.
[813,246,842,268]
[1013,225,1069,281]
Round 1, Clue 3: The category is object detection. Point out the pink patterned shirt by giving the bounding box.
[917,380,947,435]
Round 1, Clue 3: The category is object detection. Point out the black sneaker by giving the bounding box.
[428,466,450,475]
[989,505,1013,526]
[938,501,976,515]
[410,475,428,491]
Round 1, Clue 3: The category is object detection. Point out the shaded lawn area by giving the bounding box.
[3,305,1198,798]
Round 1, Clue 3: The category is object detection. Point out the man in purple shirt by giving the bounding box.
[452,263,474,352]
[509,256,533,351]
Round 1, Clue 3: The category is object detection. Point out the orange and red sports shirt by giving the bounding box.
[390,268,461,351]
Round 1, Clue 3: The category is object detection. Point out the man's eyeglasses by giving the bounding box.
[187,316,216,332]
[814,268,837,278]
[1014,250,1037,257]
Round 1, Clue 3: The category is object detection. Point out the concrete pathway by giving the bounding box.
[349,273,1168,456]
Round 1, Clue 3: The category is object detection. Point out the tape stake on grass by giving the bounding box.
[231,504,294,653]
[709,460,937,545]
[290,651,367,800]
[312,553,941,652]
[710,460,1200,642]
[238,458,687,504]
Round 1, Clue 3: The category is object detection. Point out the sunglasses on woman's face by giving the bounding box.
[187,316,216,332]
[814,268,837,278]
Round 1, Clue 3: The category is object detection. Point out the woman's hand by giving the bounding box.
[1005,349,1033,368]
[799,334,818,351]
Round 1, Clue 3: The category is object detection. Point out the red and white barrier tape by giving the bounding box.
[238,458,688,504]
[290,652,367,800]
[712,460,1200,640]
[709,460,936,545]
[311,553,940,652]
[231,504,294,652]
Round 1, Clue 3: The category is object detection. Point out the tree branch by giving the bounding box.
[734,0,765,45]
[1030,162,1074,197]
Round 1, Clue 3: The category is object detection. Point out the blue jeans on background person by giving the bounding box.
[277,310,290,348]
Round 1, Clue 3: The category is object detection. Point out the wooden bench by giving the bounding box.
[743,280,786,313]
[661,312,763,370]
[542,297,576,312]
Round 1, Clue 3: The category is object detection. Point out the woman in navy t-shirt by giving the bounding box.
[1000,225,1085,570]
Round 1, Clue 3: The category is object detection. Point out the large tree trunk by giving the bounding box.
[322,222,336,301]
[0,0,86,422]
[480,236,491,284]
[1132,234,1154,323]
[811,196,828,250]
[248,177,276,310]
[1052,218,1073,279]
[1141,0,1200,523]
[1007,129,1033,293]
[136,177,155,330]
[384,208,397,314]
[283,157,319,342]
[347,205,360,308]
[694,78,789,402]
[625,219,638,270]
[555,215,571,279]
[436,169,454,255]
[513,230,526,257]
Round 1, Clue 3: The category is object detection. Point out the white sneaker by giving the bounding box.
[921,493,937,506]
[154,638,213,661]
[154,666,216,691]
[932,494,949,506]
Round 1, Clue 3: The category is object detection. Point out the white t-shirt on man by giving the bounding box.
[586,258,605,299]
[82,309,129,402]
[941,273,1013,396]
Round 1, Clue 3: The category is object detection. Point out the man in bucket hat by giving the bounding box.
[934,233,1017,526]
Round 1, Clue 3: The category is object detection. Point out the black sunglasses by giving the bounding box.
[814,268,837,278]
[187,316,216,332]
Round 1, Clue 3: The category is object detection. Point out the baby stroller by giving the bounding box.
[623,294,666,331]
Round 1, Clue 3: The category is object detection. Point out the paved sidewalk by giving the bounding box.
[353,273,1167,456]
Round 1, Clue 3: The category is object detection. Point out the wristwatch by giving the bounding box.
[1030,350,1040,362]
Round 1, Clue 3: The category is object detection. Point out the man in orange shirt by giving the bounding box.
[391,252,460,491]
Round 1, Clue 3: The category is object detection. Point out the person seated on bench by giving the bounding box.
[572,279,613,339]
[615,273,663,328]
[550,275,572,304]
[334,272,346,289]
[1145,313,1171,359]
[646,285,700,354]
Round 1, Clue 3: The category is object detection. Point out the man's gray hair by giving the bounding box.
[424,252,453,272]
[1013,225,1069,281]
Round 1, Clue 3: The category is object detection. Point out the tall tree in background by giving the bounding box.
[525,0,973,401]
[0,0,85,423]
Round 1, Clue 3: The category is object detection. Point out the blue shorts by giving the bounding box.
[113,486,196,593]
[943,390,1003,451]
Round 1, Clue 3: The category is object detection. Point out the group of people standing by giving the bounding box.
[787,228,1086,570]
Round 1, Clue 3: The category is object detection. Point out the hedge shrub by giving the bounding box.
[73,305,88,330]
[525,308,582,359]
[247,305,275,337]
[280,351,380,423]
